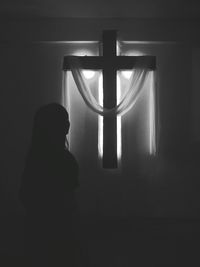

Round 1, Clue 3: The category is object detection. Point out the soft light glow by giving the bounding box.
[125,50,145,56]
[121,70,133,79]
[117,41,121,56]
[98,74,103,158]
[65,71,71,149]
[117,74,122,161]
[149,72,156,155]
[117,42,122,162]
[75,50,95,56]
[82,70,96,79]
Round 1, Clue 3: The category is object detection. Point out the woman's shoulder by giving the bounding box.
[63,149,76,159]
[63,149,78,167]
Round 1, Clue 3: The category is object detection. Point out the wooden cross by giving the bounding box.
[63,30,156,168]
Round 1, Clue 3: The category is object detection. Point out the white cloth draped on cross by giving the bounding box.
[63,55,158,156]
[66,55,154,117]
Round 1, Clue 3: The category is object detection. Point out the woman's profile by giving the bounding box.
[19,103,80,267]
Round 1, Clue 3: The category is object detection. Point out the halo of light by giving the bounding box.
[98,74,103,158]
[83,70,96,79]
[117,74,122,161]
[121,70,133,79]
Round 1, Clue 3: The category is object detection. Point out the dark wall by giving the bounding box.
[1,18,200,221]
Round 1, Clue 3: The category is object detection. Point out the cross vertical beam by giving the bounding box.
[102,31,118,168]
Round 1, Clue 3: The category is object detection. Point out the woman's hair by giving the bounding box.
[30,103,70,151]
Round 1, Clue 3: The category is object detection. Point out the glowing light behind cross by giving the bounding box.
[121,70,132,79]
[65,44,156,167]
[82,70,96,79]
[117,74,122,162]
[149,71,156,155]
[98,73,103,158]
[116,41,122,163]
[97,70,157,164]
[72,66,156,162]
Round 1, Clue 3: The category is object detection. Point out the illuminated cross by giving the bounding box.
[63,30,156,168]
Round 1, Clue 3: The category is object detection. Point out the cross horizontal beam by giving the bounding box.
[63,55,156,71]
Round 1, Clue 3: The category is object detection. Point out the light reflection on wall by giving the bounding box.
[119,46,146,57]
[73,50,96,57]
[117,75,122,162]
[98,73,103,159]
[149,71,156,155]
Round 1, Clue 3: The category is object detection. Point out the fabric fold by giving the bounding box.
[66,56,150,117]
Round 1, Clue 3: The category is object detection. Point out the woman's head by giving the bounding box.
[31,103,70,150]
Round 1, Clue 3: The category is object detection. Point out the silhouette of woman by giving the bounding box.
[19,103,80,267]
